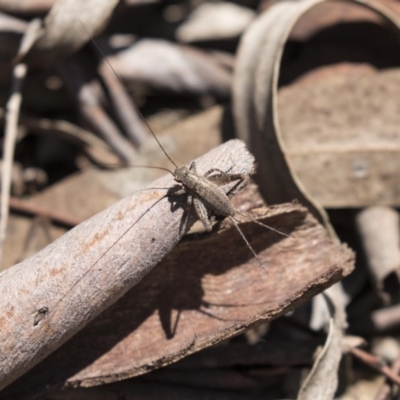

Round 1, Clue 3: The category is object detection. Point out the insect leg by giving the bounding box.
[193,196,213,232]
[205,171,248,197]
[204,168,229,178]
[180,193,193,235]
[235,210,290,238]
[229,216,267,273]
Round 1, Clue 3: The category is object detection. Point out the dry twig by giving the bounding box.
[0,63,27,265]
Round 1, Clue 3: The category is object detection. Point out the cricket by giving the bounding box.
[128,127,289,272]
[88,31,290,272]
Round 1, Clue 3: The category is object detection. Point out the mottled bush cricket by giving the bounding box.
[145,135,289,271]
[85,27,289,272]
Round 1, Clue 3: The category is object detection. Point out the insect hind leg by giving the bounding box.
[193,196,213,232]
[235,210,290,238]
[204,169,248,197]
[179,194,193,235]
[229,216,267,274]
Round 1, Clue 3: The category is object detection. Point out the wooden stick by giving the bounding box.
[0,139,254,391]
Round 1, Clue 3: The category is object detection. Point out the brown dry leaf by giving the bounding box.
[2,200,354,398]
[286,1,391,41]
[279,68,400,208]
[232,0,400,233]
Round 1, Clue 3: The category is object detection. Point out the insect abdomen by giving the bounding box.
[195,179,234,217]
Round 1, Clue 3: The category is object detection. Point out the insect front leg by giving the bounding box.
[193,195,213,232]
[180,193,194,234]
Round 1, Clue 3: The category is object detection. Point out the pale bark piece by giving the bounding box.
[176,2,255,43]
[2,202,354,399]
[103,38,232,97]
[371,303,400,332]
[356,206,400,297]
[232,0,400,234]
[0,0,159,14]
[372,337,400,363]
[0,0,56,14]
[0,139,254,391]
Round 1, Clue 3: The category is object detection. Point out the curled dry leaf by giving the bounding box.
[233,0,400,233]
[17,0,119,67]
[279,68,400,208]
[286,1,390,41]
[298,290,346,400]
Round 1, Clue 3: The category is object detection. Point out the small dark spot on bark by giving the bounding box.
[151,238,156,243]
[34,307,49,326]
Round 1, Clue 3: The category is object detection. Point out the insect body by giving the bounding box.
[164,159,288,272]
[173,162,246,230]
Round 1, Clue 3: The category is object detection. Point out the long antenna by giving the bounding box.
[126,164,174,176]
[78,19,179,169]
